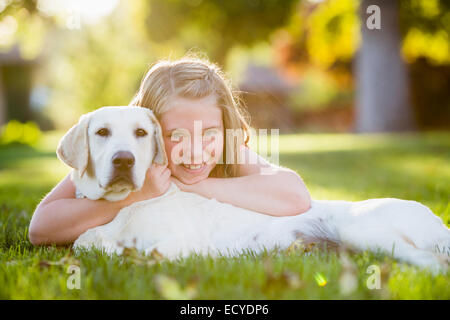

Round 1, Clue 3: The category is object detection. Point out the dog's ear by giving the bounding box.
[57,113,90,177]
[146,109,168,166]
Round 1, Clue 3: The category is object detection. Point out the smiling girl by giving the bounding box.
[29,57,311,246]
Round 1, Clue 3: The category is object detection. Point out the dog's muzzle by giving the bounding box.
[106,151,136,189]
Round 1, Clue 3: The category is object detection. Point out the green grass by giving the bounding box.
[0,131,449,299]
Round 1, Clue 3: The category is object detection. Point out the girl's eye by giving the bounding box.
[135,128,148,137]
[96,128,110,137]
[170,129,190,141]
[203,128,220,140]
[204,128,220,136]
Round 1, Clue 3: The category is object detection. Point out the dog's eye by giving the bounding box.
[96,128,110,137]
[135,128,148,137]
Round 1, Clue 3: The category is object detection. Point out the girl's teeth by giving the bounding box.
[183,164,205,170]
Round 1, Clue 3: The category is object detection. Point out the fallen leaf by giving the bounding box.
[154,274,197,300]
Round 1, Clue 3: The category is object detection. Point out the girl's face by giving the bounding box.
[159,95,224,185]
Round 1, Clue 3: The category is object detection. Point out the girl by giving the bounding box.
[29,57,311,246]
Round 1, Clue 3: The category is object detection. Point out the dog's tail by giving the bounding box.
[292,217,341,251]
[432,226,450,256]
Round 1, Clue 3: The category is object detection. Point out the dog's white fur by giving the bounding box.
[58,107,450,273]
[57,106,167,201]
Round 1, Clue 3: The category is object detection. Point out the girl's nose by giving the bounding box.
[190,139,204,165]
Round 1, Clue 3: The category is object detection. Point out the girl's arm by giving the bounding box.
[29,164,171,246]
[171,147,311,216]
[29,174,127,245]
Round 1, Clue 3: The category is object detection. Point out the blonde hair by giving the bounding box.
[129,56,251,178]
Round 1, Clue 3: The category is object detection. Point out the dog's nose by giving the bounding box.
[112,151,135,170]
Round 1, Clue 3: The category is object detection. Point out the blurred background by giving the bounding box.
[0,0,449,143]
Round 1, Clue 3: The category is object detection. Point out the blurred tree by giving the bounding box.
[0,0,157,127]
[2,60,34,121]
[400,0,450,65]
[0,0,49,126]
[143,0,298,64]
[356,0,414,132]
[0,0,49,57]
[1,0,301,127]
[273,0,450,132]
[1,0,448,131]
[45,8,151,123]
[400,0,450,130]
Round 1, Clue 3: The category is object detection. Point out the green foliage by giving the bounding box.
[45,19,150,120]
[307,0,360,68]
[144,0,298,63]
[0,131,449,299]
[400,0,450,64]
[288,68,352,111]
[279,0,450,69]
[0,0,47,58]
[276,0,360,71]
[0,120,41,146]
[2,0,449,129]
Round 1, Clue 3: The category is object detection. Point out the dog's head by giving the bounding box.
[57,106,167,201]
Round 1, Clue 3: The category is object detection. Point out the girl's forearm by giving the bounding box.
[29,198,127,246]
[196,170,311,216]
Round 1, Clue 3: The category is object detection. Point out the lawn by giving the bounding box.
[0,131,449,299]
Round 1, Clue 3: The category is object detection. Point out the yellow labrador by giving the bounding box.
[57,106,167,201]
[57,106,450,273]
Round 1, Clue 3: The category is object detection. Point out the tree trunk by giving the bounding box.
[356,0,415,132]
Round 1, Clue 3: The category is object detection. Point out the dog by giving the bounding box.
[57,106,450,273]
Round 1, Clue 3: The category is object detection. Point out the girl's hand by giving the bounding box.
[123,164,171,205]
